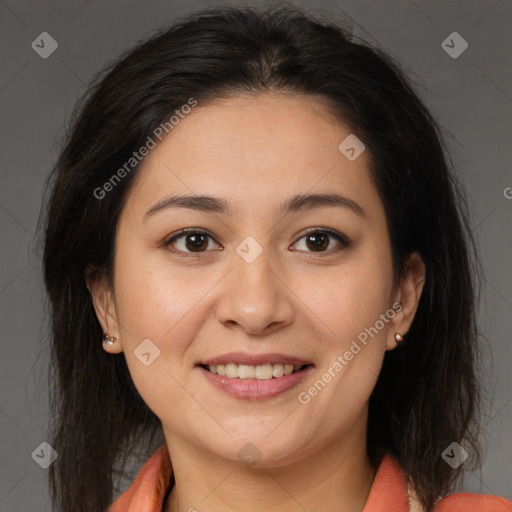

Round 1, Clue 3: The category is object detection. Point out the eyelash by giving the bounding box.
[163,227,351,258]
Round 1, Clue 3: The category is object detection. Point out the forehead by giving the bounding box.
[125,93,381,219]
[153,93,355,165]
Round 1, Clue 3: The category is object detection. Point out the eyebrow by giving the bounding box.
[144,192,365,221]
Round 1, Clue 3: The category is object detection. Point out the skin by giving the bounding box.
[88,92,425,512]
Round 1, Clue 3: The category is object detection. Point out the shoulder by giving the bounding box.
[433,492,512,511]
[107,444,173,512]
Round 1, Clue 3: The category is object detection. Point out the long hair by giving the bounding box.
[40,4,481,511]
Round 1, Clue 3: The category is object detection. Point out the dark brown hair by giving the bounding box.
[40,4,482,511]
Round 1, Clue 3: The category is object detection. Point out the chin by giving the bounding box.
[208,430,310,467]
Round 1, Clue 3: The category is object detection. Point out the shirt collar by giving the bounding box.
[108,444,409,512]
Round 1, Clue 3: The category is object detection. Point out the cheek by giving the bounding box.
[113,240,197,341]
[294,256,393,349]
[293,266,391,430]
[112,250,207,422]
[111,240,223,394]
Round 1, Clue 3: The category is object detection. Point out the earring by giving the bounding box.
[395,332,404,344]
[103,333,117,346]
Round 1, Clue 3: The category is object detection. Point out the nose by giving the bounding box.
[215,245,295,337]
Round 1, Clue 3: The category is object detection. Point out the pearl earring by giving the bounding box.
[103,333,117,346]
[395,332,404,344]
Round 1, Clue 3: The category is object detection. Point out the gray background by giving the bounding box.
[0,0,511,510]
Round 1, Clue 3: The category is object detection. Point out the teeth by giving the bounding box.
[225,363,238,378]
[238,364,255,379]
[283,364,294,376]
[272,364,284,378]
[255,364,273,380]
[207,363,304,380]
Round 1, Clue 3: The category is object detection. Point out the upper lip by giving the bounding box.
[198,352,314,367]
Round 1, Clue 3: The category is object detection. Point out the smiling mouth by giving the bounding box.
[199,363,312,380]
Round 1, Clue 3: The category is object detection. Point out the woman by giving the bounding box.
[40,4,511,512]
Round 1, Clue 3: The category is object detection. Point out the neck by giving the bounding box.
[162,415,376,512]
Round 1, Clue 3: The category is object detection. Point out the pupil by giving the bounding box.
[186,234,207,252]
[307,233,328,251]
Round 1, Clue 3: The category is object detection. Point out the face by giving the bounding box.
[90,93,424,467]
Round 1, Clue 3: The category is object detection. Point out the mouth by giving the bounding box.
[198,362,313,380]
[196,358,315,400]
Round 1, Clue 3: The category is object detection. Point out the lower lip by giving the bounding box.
[198,365,314,400]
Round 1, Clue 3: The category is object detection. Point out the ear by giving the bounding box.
[85,266,123,354]
[386,252,426,351]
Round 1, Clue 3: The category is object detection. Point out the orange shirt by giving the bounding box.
[108,444,511,512]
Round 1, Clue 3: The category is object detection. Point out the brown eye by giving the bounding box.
[305,232,329,251]
[166,229,220,254]
[292,229,350,253]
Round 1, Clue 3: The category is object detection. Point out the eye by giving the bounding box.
[165,229,221,256]
[164,227,351,257]
[291,228,350,254]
